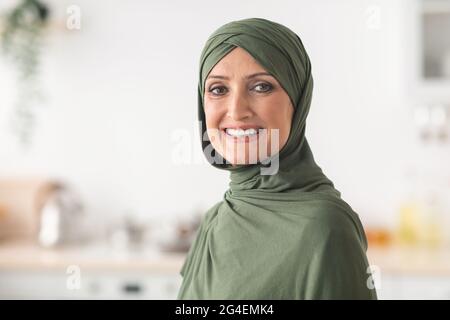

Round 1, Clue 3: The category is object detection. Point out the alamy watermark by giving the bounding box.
[66,5,81,30]
[66,264,81,290]
[365,5,381,30]
[366,265,381,290]
[171,121,280,175]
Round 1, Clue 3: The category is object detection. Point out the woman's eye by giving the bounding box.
[253,83,273,93]
[209,86,227,96]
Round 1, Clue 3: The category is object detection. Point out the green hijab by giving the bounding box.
[178,17,377,300]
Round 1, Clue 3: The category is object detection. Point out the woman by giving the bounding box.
[177,17,377,300]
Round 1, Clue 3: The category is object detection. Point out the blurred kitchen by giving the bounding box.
[0,0,449,299]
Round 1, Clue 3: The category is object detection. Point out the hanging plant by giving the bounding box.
[1,0,50,147]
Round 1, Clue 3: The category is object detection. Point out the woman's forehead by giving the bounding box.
[206,47,269,80]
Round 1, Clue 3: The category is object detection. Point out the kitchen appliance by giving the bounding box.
[36,182,86,247]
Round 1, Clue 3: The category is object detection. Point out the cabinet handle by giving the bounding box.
[122,283,142,294]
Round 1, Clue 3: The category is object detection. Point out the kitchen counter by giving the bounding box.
[1,239,449,275]
[367,245,450,299]
[0,239,186,273]
[367,245,450,276]
[0,239,187,299]
[0,240,450,299]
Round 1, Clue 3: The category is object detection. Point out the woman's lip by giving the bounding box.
[221,128,260,142]
[220,125,263,130]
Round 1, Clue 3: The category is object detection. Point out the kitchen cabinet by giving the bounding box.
[367,246,450,299]
[2,240,450,299]
[406,0,450,142]
[0,239,185,299]
[376,274,450,300]
[0,270,182,299]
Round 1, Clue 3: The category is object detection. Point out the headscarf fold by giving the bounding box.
[178,18,377,300]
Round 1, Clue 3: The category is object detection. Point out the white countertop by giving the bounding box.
[0,239,186,273]
[1,239,449,276]
[367,245,450,276]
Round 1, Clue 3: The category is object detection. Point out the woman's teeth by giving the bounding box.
[225,128,259,137]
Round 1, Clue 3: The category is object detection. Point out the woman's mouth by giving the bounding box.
[222,127,262,142]
[225,128,258,137]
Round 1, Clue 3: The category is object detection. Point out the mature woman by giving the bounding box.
[177,17,377,300]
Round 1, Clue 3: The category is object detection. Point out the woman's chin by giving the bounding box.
[224,155,261,166]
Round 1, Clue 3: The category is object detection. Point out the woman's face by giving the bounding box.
[204,47,294,165]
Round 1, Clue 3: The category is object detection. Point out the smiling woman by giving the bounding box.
[204,47,294,166]
[177,17,378,300]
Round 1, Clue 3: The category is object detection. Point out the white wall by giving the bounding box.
[1,0,448,229]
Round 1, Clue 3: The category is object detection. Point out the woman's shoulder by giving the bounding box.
[301,195,368,250]
[197,200,223,227]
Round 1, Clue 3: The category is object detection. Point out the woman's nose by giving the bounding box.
[226,92,253,121]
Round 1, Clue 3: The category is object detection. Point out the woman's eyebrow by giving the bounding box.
[206,72,272,81]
